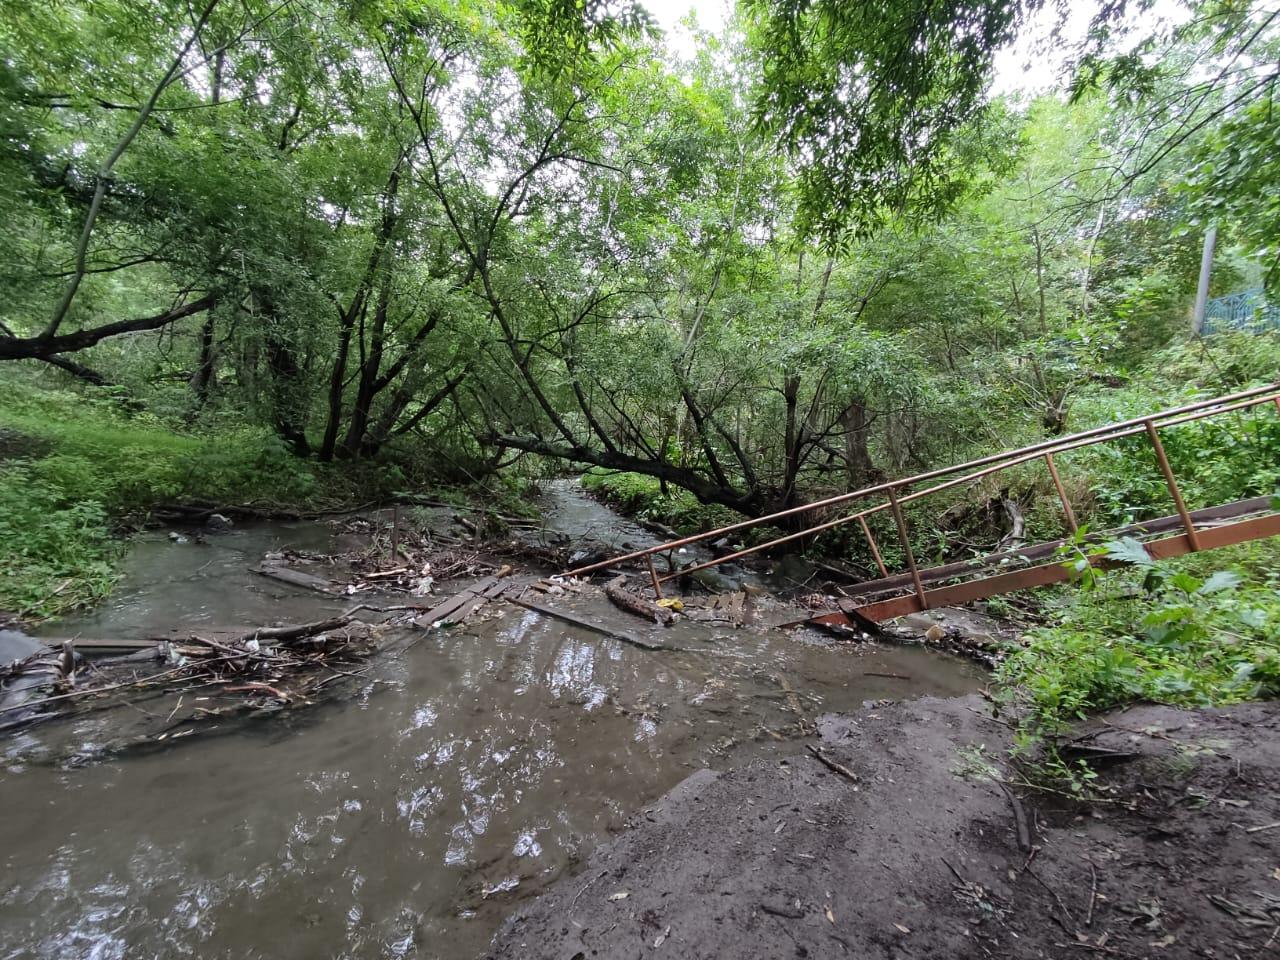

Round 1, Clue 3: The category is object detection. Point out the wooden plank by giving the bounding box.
[483,574,534,599]
[453,595,491,623]
[252,563,339,594]
[412,576,500,628]
[505,595,664,651]
[37,638,161,652]
[725,591,744,626]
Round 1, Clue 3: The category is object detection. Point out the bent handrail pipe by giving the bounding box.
[563,381,1279,580]
[660,388,1280,583]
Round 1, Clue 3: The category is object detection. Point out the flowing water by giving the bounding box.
[0,484,986,959]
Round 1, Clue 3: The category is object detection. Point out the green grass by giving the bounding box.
[0,378,549,621]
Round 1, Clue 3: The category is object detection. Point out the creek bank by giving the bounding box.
[487,695,1280,960]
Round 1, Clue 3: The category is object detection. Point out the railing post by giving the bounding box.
[1044,453,1078,535]
[1144,420,1201,551]
[858,515,889,578]
[646,555,664,600]
[887,487,927,610]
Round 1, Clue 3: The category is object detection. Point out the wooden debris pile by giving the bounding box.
[411,575,528,629]
[344,548,502,597]
[0,616,377,733]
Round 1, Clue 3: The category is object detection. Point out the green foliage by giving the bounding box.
[0,475,116,619]
[0,378,349,619]
[0,0,1277,632]
[581,470,739,535]
[746,0,1022,242]
[1065,340,1280,527]
[998,540,1280,749]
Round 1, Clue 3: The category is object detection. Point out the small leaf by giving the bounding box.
[1104,536,1154,567]
[607,891,629,901]
[1197,571,1242,595]
[1239,608,1267,629]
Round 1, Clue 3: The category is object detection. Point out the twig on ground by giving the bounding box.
[998,781,1033,851]
[1086,861,1098,926]
[806,744,859,784]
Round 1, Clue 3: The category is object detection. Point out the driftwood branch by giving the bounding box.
[605,575,674,626]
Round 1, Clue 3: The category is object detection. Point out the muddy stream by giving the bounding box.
[0,481,985,959]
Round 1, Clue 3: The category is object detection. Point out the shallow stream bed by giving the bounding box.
[1,491,986,959]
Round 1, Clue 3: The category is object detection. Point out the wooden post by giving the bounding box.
[1044,453,1077,535]
[858,515,889,578]
[887,487,927,610]
[390,505,401,561]
[1144,420,1201,551]
[646,555,664,600]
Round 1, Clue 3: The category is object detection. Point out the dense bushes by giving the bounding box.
[997,537,1280,755]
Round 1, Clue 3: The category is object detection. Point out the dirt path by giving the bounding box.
[486,696,1280,959]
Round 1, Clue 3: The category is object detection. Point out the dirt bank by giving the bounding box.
[486,695,1280,959]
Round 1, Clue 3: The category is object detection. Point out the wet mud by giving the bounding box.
[489,697,1280,960]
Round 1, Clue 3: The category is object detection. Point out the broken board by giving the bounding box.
[411,575,531,630]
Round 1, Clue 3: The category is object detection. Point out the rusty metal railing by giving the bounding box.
[565,383,1280,607]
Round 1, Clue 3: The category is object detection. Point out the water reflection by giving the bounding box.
[2,535,986,960]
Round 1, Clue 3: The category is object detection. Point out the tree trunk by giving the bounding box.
[261,295,310,456]
[1031,223,1047,333]
[340,264,393,457]
[318,296,362,460]
[319,164,401,461]
[840,397,875,490]
[190,310,217,406]
[189,49,223,411]
[781,372,802,507]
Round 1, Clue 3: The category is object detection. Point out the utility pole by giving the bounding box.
[1191,224,1217,335]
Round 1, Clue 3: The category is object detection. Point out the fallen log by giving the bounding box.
[605,576,675,626]
[636,517,680,540]
[232,616,353,645]
[154,500,379,523]
[995,498,1026,552]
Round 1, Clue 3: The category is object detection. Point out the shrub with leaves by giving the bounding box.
[998,535,1280,753]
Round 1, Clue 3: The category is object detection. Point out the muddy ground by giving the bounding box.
[487,695,1280,960]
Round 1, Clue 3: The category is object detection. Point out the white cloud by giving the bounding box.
[642,0,731,59]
